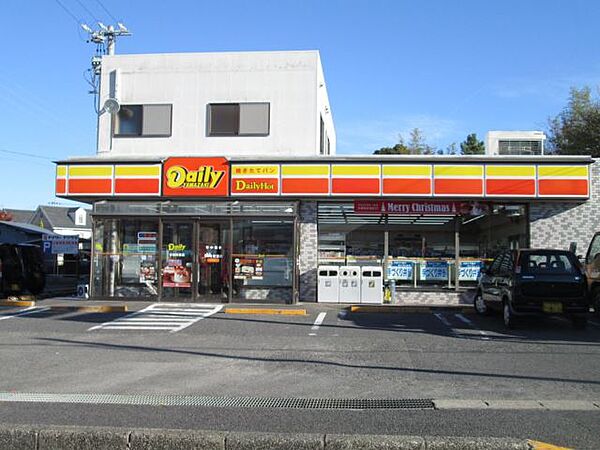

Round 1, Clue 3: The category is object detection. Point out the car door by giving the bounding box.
[481,254,503,302]
[496,251,515,301]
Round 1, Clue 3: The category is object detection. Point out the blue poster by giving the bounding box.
[459,261,482,281]
[387,260,414,280]
[420,261,449,281]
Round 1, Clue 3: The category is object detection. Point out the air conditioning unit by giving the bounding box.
[77,284,89,299]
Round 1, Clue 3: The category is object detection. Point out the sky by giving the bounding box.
[2,0,600,209]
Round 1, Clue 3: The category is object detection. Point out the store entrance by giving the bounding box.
[196,222,229,302]
[161,220,230,303]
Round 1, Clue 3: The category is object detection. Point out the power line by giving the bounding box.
[0,149,57,161]
[73,0,101,23]
[53,0,83,26]
[93,0,119,23]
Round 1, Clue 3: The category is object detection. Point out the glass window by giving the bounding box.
[92,218,159,297]
[232,219,294,301]
[586,234,600,264]
[115,105,143,136]
[520,252,578,274]
[161,222,194,299]
[239,103,269,135]
[208,103,269,136]
[114,104,172,137]
[498,140,542,155]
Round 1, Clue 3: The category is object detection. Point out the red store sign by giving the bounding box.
[354,200,489,216]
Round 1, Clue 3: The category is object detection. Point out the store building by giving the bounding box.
[55,50,597,303]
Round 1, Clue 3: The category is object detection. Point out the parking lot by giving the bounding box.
[0,301,599,401]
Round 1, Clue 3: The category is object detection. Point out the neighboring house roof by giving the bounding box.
[0,221,61,237]
[5,209,35,223]
[35,206,91,230]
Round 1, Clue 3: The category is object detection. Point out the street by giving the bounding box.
[0,302,599,448]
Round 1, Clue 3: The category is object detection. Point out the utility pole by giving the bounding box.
[80,22,131,151]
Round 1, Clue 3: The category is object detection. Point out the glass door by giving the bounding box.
[197,221,230,303]
[161,222,194,299]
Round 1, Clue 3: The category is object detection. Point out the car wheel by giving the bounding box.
[572,316,588,329]
[503,300,516,329]
[474,292,489,315]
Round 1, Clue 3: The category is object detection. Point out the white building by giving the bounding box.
[486,131,546,156]
[97,50,336,158]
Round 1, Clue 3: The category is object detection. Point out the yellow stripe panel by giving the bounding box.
[434,165,483,177]
[383,165,431,177]
[332,165,380,176]
[282,165,330,176]
[115,165,161,177]
[56,166,67,177]
[538,165,588,178]
[486,165,536,177]
[231,164,280,176]
[68,165,113,177]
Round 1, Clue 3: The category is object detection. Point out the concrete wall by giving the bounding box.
[97,51,335,158]
[485,130,546,155]
[529,160,600,254]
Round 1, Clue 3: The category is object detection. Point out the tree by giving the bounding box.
[373,135,411,155]
[446,142,458,155]
[373,128,436,155]
[548,86,600,156]
[460,133,485,155]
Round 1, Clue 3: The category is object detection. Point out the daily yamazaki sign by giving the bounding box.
[354,200,489,216]
[162,157,229,197]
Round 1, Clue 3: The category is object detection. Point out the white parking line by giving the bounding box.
[455,313,490,340]
[88,303,223,333]
[0,306,50,321]
[433,313,452,328]
[309,312,327,336]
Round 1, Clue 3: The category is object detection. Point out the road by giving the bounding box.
[0,302,599,448]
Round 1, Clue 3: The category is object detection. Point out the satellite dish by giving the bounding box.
[103,98,120,114]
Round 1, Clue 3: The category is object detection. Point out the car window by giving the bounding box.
[586,233,600,264]
[520,252,578,274]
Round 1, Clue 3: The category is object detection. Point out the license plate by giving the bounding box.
[543,302,563,313]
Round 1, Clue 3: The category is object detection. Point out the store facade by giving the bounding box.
[55,155,596,303]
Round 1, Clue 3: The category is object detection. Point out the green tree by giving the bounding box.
[460,133,485,155]
[548,86,600,156]
[373,128,436,155]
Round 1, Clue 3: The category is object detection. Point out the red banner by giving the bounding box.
[163,157,229,197]
[354,200,489,216]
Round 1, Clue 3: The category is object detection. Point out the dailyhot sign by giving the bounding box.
[354,200,489,216]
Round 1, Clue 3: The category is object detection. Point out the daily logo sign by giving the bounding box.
[163,157,229,197]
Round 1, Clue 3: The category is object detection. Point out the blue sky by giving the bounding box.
[2,0,600,209]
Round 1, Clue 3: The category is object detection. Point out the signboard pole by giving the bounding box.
[383,231,389,282]
[454,218,460,291]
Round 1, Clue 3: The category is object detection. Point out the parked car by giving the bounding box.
[583,232,600,317]
[474,249,588,329]
[0,244,45,297]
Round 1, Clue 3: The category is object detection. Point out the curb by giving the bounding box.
[46,305,128,313]
[224,307,307,316]
[0,300,36,307]
[0,426,543,449]
[347,305,474,314]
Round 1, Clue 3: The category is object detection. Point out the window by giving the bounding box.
[320,115,325,154]
[498,140,542,155]
[208,103,270,136]
[114,104,172,137]
[520,252,578,274]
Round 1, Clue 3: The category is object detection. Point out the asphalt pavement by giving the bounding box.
[0,300,599,448]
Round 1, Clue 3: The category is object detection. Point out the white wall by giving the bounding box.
[97,51,336,158]
[486,130,546,155]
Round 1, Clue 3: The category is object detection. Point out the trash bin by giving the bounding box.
[339,266,361,303]
[317,265,339,303]
[361,266,383,304]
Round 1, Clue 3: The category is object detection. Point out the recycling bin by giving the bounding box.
[361,266,383,304]
[317,265,340,303]
[339,265,361,303]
